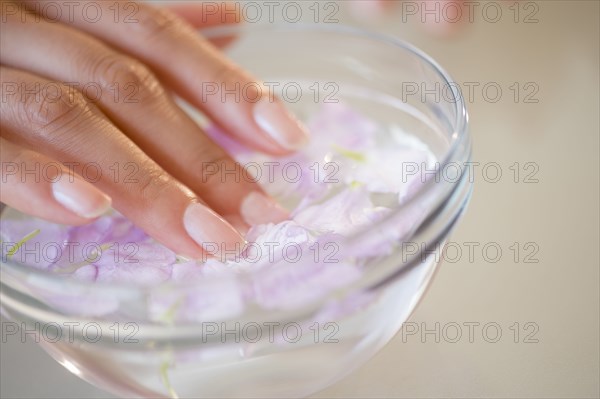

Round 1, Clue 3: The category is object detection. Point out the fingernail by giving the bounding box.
[52,175,111,218]
[240,191,289,226]
[183,203,246,258]
[253,98,309,151]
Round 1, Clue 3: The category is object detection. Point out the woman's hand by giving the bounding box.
[0,1,305,259]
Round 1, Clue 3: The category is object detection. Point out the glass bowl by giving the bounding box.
[0,24,471,398]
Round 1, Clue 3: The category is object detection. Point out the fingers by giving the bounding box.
[0,5,284,221]
[20,0,310,154]
[0,66,245,259]
[165,2,240,48]
[0,137,111,225]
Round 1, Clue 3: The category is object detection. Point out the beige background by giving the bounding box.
[1,1,599,398]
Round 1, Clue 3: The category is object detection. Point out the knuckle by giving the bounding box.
[2,148,42,184]
[194,151,233,186]
[134,7,182,40]
[19,82,89,135]
[90,55,162,104]
[136,170,172,203]
[8,147,35,168]
[209,63,245,87]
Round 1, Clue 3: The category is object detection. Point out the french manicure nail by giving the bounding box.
[253,98,310,151]
[240,191,289,226]
[52,175,111,218]
[183,203,246,258]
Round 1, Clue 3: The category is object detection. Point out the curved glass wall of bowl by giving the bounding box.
[0,25,471,399]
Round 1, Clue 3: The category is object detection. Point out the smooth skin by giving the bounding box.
[0,1,304,259]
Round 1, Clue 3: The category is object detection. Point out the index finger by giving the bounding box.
[20,0,310,154]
